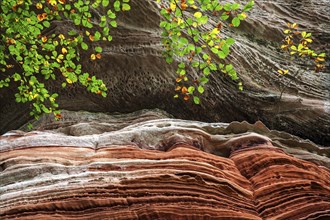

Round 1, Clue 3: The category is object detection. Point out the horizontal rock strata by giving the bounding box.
[1,112,330,219]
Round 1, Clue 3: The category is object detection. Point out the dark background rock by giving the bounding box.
[0,0,329,145]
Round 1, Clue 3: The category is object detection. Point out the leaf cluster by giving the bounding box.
[158,0,254,104]
[0,0,131,121]
[279,22,326,75]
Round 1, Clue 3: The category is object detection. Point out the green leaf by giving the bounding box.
[166,57,173,63]
[218,51,226,59]
[107,10,116,19]
[68,30,77,36]
[179,37,189,45]
[102,0,109,7]
[203,67,210,75]
[243,0,254,12]
[193,96,200,104]
[179,69,186,75]
[43,21,50,28]
[42,105,50,113]
[95,46,103,53]
[224,3,231,11]
[211,48,218,54]
[110,20,117,27]
[226,64,233,72]
[232,17,240,27]
[122,3,130,11]
[231,3,240,10]
[221,13,229,20]
[198,16,208,25]
[94,31,101,41]
[81,42,88,50]
[198,86,204,94]
[188,86,195,94]
[114,1,121,11]
[226,38,235,45]
[200,77,209,84]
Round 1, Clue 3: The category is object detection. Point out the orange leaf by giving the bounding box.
[181,86,188,94]
[181,3,187,10]
[175,86,181,91]
[41,36,47,42]
[183,95,189,101]
[37,14,44,21]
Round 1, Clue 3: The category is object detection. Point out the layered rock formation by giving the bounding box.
[1,110,330,219]
[0,0,329,145]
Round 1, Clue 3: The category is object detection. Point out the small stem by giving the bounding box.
[279,69,302,100]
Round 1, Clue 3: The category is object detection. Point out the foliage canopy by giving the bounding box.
[0,0,254,123]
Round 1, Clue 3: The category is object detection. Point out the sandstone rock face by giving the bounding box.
[0,0,329,145]
[1,110,330,219]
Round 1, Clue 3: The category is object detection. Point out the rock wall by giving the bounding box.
[1,110,330,219]
[0,1,329,144]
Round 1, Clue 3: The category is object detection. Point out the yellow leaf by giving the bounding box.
[58,34,65,40]
[85,31,90,36]
[61,47,67,54]
[194,12,202,18]
[90,54,96,60]
[210,28,220,35]
[292,23,298,29]
[50,0,57,6]
[177,18,183,25]
[278,70,283,74]
[170,3,176,11]
[191,5,198,9]
[66,78,73,84]
[36,3,43,9]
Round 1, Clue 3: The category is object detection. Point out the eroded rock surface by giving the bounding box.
[1,110,330,219]
[0,0,329,145]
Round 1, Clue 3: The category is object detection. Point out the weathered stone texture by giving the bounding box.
[1,111,330,219]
